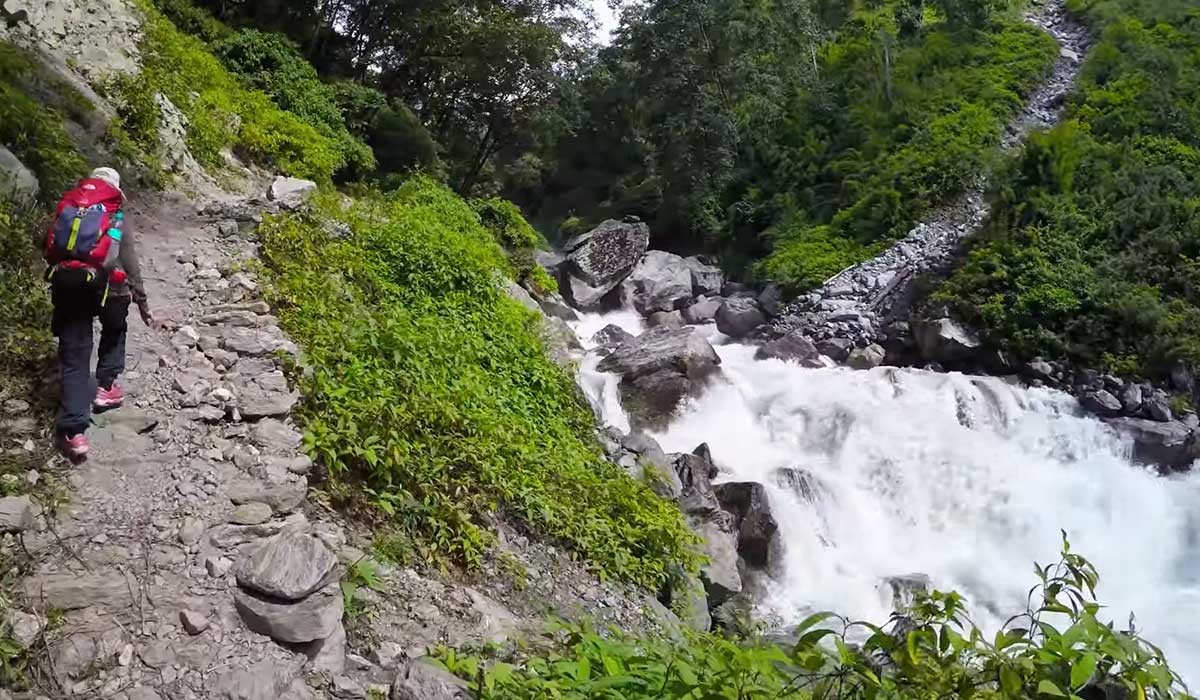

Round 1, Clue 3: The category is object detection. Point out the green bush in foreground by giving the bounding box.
[258,179,697,587]
[441,538,1190,699]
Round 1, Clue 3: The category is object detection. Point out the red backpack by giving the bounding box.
[45,178,124,270]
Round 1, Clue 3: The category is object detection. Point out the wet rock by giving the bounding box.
[685,257,724,297]
[755,332,823,368]
[391,658,474,700]
[229,479,307,513]
[627,251,695,313]
[269,176,318,210]
[774,468,829,505]
[0,495,37,533]
[647,310,685,329]
[913,317,981,365]
[235,532,338,600]
[847,344,886,370]
[715,482,780,571]
[231,502,273,526]
[758,284,785,318]
[180,609,210,636]
[591,324,636,352]
[882,573,931,610]
[597,328,720,428]
[1118,383,1143,415]
[1105,417,1200,471]
[682,296,722,325]
[234,582,344,643]
[1081,390,1122,417]
[1144,391,1173,422]
[816,337,854,362]
[715,298,766,339]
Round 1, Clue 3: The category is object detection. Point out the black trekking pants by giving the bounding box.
[51,269,130,436]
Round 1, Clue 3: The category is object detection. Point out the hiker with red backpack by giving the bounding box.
[42,168,155,458]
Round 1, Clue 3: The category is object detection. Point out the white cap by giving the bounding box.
[89,167,121,191]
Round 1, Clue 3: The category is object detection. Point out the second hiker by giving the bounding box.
[42,167,155,458]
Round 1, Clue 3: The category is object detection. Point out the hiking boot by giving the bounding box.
[59,433,90,458]
[94,383,125,410]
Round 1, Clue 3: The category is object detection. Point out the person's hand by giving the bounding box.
[138,302,157,329]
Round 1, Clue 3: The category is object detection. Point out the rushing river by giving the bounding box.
[571,310,1200,682]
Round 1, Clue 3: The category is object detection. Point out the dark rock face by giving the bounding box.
[560,219,650,308]
[591,324,636,352]
[715,298,767,339]
[755,332,824,367]
[913,317,981,365]
[1105,417,1200,471]
[597,327,721,429]
[714,482,780,571]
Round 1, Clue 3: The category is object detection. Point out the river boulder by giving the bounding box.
[683,296,722,325]
[672,446,742,607]
[913,317,981,365]
[1118,383,1143,415]
[561,219,649,309]
[716,298,766,339]
[755,332,824,367]
[1081,390,1122,417]
[591,324,636,353]
[627,251,696,313]
[847,344,886,370]
[647,310,686,329]
[597,327,720,429]
[685,257,724,297]
[1144,390,1173,422]
[1105,417,1200,471]
[715,482,780,571]
[816,337,854,362]
[758,284,785,318]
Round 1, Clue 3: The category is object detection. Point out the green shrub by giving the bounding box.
[258,179,697,587]
[760,223,875,295]
[441,540,1190,700]
[123,0,348,181]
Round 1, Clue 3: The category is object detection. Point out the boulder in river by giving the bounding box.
[1118,383,1143,415]
[715,298,766,339]
[683,296,722,325]
[671,445,742,607]
[1105,417,1200,472]
[913,317,981,365]
[597,327,720,429]
[715,482,780,571]
[816,337,854,362]
[755,332,824,367]
[1081,390,1122,417]
[647,310,685,329]
[627,250,695,313]
[847,344,886,370]
[591,324,636,353]
[757,284,785,318]
[685,257,724,297]
[1144,390,1173,422]
[561,219,649,308]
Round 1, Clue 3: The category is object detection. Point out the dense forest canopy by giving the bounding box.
[145,0,1200,379]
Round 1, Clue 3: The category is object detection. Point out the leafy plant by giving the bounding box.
[258,181,698,588]
[439,538,1192,700]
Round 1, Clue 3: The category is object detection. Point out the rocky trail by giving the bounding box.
[774,0,1092,349]
[1,184,670,700]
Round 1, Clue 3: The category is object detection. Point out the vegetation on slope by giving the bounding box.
[440,542,1191,699]
[257,182,697,587]
[936,0,1200,380]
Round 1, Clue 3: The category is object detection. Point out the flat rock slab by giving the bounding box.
[228,479,307,513]
[231,502,273,526]
[234,582,343,643]
[24,570,135,611]
[238,387,300,420]
[235,532,338,600]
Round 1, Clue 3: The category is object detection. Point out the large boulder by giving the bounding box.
[233,583,344,643]
[1081,390,1122,417]
[715,482,780,571]
[816,338,854,363]
[0,146,38,204]
[1144,390,1173,422]
[715,298,766,339]
[235,533,338,600]
[1118,383,1144,415]
[591,324,636,353]
[1104,417,1200,472]
[268,176,318,210]
[755,332,824,367]
[597,327,720,429]
[561,219,650,308]
[683,296,722,325]
[757,284,785,318]
[672,446,741,606]
[684,257,724,297]
[847,344,886,370]
[611,432,683,499]
[913,317,981,365]
[627,251,695,313]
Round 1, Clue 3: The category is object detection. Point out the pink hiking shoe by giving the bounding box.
[59,433,90,459]
[94,383,125,410]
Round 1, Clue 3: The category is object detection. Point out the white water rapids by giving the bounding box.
[571,310,1200,682]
